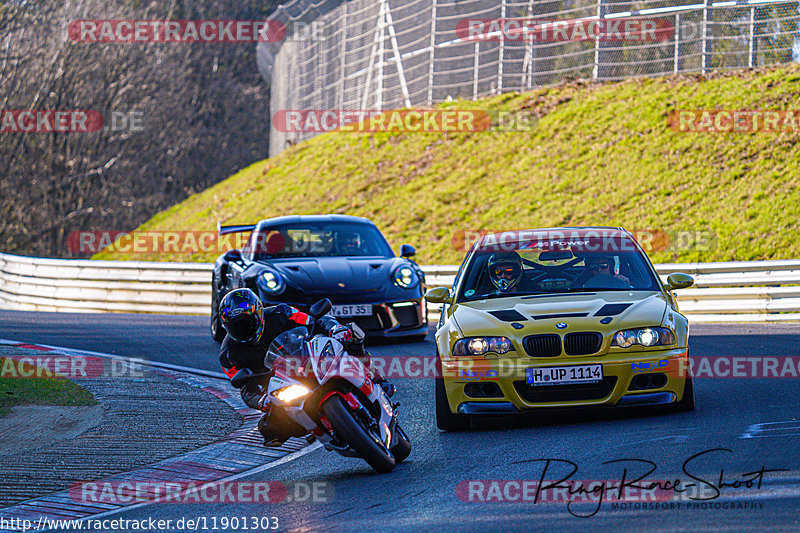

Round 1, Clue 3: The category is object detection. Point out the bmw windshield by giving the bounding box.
[457,233,661,302]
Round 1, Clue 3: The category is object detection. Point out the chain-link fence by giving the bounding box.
[257,0,800,155]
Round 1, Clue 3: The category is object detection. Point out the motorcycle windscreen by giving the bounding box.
[265,326,309,368]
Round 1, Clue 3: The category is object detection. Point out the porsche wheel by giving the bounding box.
[210,289,226,342]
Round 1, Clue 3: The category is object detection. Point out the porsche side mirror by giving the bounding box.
[230,368,254,389]
[666,272,694,290]
[224,249,243,262]
[309,298,332,318]
[425,287,452,304]
[399,244,416,258]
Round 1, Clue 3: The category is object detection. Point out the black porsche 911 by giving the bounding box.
[210,214,427,342]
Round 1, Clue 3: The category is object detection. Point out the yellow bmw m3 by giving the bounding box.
[425,227,696,431]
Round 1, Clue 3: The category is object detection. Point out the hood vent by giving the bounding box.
[531,312,588,321]
[489,309,528,322]
[594,303,632,316]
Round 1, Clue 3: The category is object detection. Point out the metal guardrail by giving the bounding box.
[1,253,799,322]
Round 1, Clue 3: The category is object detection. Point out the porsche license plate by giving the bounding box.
[527,364,603,386]
[331,304,372,317]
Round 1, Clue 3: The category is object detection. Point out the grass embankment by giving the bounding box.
[0,358,97,417]
[96,65,800,265]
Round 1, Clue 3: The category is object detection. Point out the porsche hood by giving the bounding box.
[260,257,401,294]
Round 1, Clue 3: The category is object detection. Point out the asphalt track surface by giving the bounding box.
[2,310,800,532]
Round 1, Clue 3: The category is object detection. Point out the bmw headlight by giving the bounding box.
[611,327,675,348]
[260,270,286,294]
[393,266,419,288]
[453,337,514,356]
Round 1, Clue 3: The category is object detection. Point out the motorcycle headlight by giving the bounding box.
[273,384,311,403]
[611,327,675,348]
[393,266,418,288]
[260,270,286,294]
[453,337,514,356]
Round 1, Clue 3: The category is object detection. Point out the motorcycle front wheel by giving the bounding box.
[321,395,395,474]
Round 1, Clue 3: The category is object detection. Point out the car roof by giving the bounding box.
[475,226,633,249]
[257,214,376,228]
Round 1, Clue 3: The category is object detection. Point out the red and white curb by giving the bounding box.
[0,340,319,532]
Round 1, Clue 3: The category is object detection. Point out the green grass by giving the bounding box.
[0,358,97,416]
[96,65,800,265]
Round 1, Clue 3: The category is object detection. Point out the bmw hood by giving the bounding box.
[451,291,670,338]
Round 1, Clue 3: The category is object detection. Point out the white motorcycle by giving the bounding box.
[232,299,411,473]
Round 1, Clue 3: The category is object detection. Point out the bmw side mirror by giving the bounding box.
[230,368,254,389]
[400,244,416,258]
[425,287,452,304]
[667,272,694,290]
[309,298,332,318]
[224,249,243,262]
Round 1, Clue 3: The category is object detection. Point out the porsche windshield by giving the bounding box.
[248,222,393,259]
[458,237,661,301]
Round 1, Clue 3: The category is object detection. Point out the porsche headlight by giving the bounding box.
[273,384,311,403]
[260,270,286,294]
[611,327,675,348]
[393,266,418,288]
[453,337,514,356]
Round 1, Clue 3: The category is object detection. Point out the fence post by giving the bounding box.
[376,0,386,109]
[523,0,534,89]
[674,13,680,74]
[385,1,411,108]
[339,2,347,109]
[473,41,480,99]
[748,6,755,68]
[497,0,505,92]
[427,0,437,106]
[593,0,603,80]
[701,0,708,75]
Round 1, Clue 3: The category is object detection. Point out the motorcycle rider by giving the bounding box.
[218,288,392,446]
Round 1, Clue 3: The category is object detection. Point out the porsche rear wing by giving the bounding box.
[217,222,256,236]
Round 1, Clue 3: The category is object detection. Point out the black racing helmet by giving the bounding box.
[219,288,264,343]
[487,252,523,292]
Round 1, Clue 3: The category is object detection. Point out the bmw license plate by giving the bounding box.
[331,304,372,317]
[527,364,603,386]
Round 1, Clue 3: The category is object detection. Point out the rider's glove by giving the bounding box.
[329,324,353,343]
